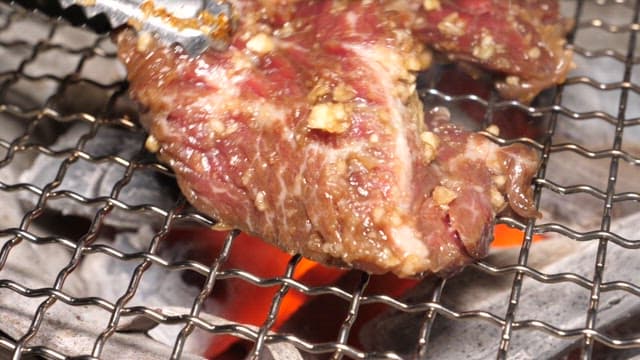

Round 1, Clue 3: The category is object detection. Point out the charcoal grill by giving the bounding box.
[1,0,640,359]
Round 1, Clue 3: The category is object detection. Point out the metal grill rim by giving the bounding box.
[0,1,639,359]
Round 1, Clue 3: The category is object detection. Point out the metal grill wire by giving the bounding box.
[0,0,639,359]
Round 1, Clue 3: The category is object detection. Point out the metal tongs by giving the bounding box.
[58,0,233,55]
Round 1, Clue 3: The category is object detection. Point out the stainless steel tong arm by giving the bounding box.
[58,0,232,55]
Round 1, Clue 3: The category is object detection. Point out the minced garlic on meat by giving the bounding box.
[307,103,350,134]
[423,0,441,11]
[145,135,160,153]
[332,84,357,102]
[405,50,433,72]
[373,207,385,222]
[420,131,440,162]
[490,187,506,210]
[420,131,440,149]
[209,119,226,134]
[473,32,496,61]
[246,33,275,54]
[390,214,403,226]
[528,47,541,59]
[308,81,331,102]
[485,124,500,136]
[492,175,507,188]
[255,191,267,211]
[438,12,466,37]
[505,76,521,87]
[433,186,457,206]
[136,32,153,52]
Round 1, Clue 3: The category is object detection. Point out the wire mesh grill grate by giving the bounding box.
[1,0,640,359]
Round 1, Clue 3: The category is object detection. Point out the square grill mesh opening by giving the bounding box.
[1,0,640,359]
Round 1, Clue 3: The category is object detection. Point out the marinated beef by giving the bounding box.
[233,0,574,102]
[116,0,540,277]
[406,0,573,102]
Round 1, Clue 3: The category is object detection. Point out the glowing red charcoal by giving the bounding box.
[167,229,345,358]
[167,220,540,358]
[491,224,545,248]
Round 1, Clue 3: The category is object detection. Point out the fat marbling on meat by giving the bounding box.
[242,0,574,102]
[406,0,573,102]
[117,0,540,277]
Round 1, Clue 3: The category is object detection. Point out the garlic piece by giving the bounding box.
[423,0,441,11]
[255,191,267,211]
[332,84,357,102]
[485,124,500,136]
[492,175,507,189]
[528,47,541,59]
[433,186,457,207]
[505,76,521,87]
[473,32,496,61]
[307,103,350,134]
[145,135,160,153]
[420,131,440,163]
[490,187,506,211]
[136,32,153,52]
[246,33,275,55]
[438,12,466,37]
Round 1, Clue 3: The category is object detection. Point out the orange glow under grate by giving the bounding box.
[491,224,545,247]
[171,223,544,357]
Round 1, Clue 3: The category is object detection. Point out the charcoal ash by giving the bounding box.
[0,218,305,360]
[17,122,180,229]
[359,212,640,359]
[0,217,203,359]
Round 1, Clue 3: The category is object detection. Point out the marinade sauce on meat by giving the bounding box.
[117,0,543,277]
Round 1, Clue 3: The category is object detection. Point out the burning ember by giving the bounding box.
[166,223,544,358]
[492,224,545,248]
[166,229,345,358]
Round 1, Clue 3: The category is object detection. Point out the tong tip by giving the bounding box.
[137,0,233,54]
[59,0,234,55]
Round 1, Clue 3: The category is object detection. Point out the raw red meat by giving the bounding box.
[236,0,574,102]
[116,0,540,277]
[406,0,573,101]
